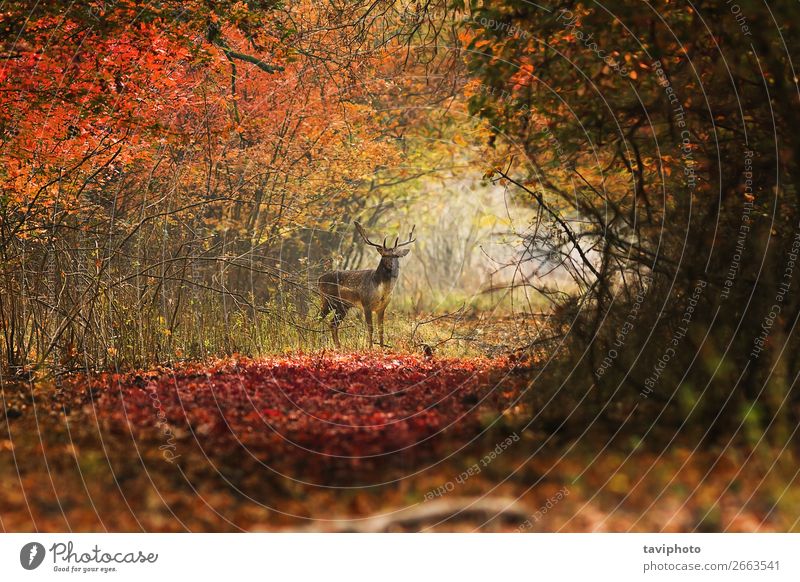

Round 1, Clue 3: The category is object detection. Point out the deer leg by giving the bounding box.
[363,308,374,348]
[377,307,386,348]
[319,298,331,320]
[330,305,345,349]
[320,299,337,348]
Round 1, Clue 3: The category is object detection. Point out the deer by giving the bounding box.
[319,221,415,349]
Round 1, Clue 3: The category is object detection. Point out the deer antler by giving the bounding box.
[395,225,416,248]
[354,222,383,249]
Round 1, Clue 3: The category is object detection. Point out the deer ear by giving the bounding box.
[395,248,410,257]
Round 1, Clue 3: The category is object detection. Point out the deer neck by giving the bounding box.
[374,256,400,283]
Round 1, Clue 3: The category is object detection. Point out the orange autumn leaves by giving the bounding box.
[1,13,193,230]
[0,3,399,239]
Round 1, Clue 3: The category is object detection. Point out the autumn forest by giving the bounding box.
[1,0,799,532]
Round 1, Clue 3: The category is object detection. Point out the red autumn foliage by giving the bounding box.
[2,354,793,532]
[71,354,520,476]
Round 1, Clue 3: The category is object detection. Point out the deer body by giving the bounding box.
[319,222,414,348]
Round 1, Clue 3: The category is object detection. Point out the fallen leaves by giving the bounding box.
[83,353,518,464]
[1,353,795,532]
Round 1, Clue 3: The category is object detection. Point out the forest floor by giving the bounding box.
[1,353,798,532]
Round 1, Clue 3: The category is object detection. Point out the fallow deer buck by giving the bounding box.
[319,222,415,348]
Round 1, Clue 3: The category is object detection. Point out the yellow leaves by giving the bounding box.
[607,473,630,495]
[476,213,503,229]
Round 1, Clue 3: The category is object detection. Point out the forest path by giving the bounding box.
[0,354,791,532]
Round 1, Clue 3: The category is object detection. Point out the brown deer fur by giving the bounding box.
[319,222,415,348]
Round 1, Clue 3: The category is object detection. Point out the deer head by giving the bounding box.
[354,221,416,258]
